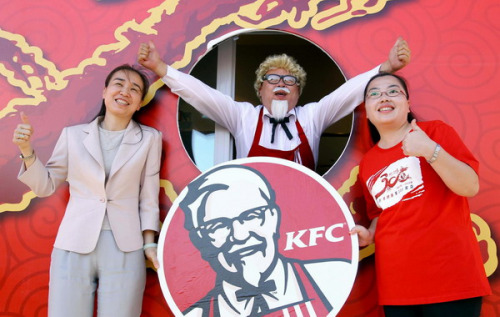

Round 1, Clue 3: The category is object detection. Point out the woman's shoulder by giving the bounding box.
[417,119,450,130]
[64,121,93,133]
[137,123,162,139]
[65,117,100,132]
[138,123,160,131]
[418,120,456,137]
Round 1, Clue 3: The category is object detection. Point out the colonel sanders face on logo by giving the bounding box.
[179,165,281,288]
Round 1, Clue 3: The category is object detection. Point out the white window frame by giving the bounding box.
[213,39,236,164]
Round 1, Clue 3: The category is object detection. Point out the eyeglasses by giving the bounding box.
[366,88,407,99]
[196,205,272,242]
[262,74,299,86]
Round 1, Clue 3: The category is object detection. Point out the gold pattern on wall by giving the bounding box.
[472,213,498,277]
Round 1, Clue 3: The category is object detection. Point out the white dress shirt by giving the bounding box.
[163,65,380,164]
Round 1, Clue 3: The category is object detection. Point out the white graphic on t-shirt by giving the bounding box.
[366,156,424,210]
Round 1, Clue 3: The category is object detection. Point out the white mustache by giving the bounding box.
[227,237,263,254]
[273,87,290,94]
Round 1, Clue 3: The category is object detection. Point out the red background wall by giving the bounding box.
[0,0,498,316]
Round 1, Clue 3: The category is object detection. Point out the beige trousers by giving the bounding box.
[48,230,146,317]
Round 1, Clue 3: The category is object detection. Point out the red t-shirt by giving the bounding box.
[359,120,491,305]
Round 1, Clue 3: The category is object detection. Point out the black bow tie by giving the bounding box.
[235,280,277,315]
[269,117,293,143]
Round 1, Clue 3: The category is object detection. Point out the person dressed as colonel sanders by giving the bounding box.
[138,38,410,171]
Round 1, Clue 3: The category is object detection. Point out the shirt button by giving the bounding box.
[99,198,106,203]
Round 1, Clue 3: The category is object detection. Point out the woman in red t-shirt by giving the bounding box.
[350,73,491,317]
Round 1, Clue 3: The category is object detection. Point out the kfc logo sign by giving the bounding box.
[158,158,359,316]
[285,223,346,251]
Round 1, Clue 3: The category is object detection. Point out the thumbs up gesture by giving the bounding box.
[13,112,34,152]
[380,36,411,73]
[402,119,436,160]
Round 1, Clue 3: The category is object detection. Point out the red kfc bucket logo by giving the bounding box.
[158,158,359,316]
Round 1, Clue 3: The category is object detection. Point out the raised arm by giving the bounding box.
[138,41,168,78]
[310,37,411,133]
[379,36,411,73]
[137,41,254,134]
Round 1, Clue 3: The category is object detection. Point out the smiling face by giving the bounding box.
[102,70,144,120]
[259,68,301,114]
[365,75,410,129]
[201,177,279,287]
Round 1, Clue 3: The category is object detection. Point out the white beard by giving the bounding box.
[241,261,263,287]
[271,99,288,121]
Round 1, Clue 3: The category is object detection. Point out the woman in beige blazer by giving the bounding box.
[13,64,162,317]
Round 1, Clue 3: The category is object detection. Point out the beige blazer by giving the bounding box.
[18,117,162,253]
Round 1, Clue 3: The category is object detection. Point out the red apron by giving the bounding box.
[248,108,315,170]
